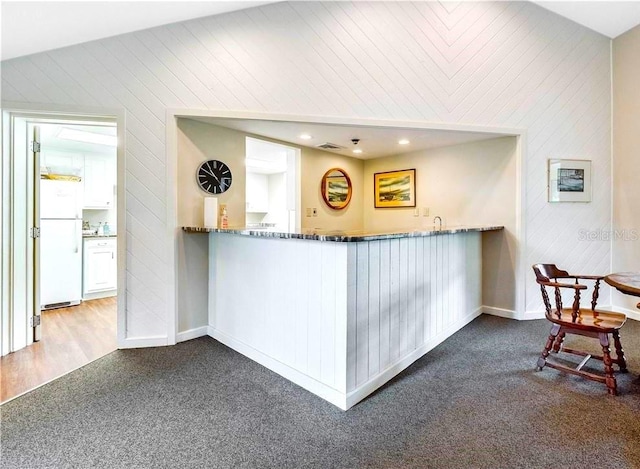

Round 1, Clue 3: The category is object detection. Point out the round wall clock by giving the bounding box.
[196,159,233,195]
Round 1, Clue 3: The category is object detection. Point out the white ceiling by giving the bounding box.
[2,1,639,61]
[39,123,117,155]
[533,1,640,38]
[246,137,290,174]
[187,117,512,160]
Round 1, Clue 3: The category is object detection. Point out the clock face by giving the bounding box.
[196,159,232,195]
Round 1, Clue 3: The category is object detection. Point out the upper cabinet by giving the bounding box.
[84,154,115,209]
[40,149,84,174]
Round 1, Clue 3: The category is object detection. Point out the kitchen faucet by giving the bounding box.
[433,216,442,230]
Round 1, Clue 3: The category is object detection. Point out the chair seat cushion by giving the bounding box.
[547,308,626,332]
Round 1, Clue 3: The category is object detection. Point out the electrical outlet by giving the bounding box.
[312,208,318,217]
[306,208,312,217]
[413,208,419,217]
[423,207,429,217]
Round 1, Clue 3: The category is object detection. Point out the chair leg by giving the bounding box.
[552,331,566,353]
[612,330,628,373]
[599,333,618,396]
[537,324,561,371]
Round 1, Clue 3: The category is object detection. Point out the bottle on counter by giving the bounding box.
[97,222,104,236]
[221,207,229,229]
[103,222,110,235]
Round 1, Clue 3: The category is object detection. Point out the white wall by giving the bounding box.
[301,146,364,231]
[612,25,640,315]
[1,1,612,341]
[363,137,516,231]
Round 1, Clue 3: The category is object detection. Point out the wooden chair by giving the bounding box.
[533,264,628,395]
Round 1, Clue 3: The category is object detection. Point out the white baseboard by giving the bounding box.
[208,327,348,410]
[176,326,209,343]
[523,310,546,320]
[482,306,518,319]
[118,336,168,349]
[209,307,483,411]
[82,289,117,301]
[345,306,483,409]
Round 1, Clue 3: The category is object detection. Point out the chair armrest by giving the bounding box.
[568,275,605,281]
[543,281,588,290]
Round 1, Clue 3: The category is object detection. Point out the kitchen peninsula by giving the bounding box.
[183,225,503,410]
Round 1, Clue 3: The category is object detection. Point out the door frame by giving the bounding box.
[1,102,126,355]
[245,135,302,232]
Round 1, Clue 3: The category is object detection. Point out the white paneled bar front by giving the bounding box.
[204,227,497,410]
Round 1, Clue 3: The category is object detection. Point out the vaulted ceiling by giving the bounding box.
[2,1,640,61]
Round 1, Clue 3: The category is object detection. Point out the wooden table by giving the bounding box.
[605,272,640,309]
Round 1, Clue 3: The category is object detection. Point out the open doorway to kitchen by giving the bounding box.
[1,113,120,403]
[245,137,300,231]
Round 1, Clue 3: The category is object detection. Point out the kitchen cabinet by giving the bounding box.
[83,238,117,296]
[83,155,115,209]
[40,149,84,176]
[246,172,269,213]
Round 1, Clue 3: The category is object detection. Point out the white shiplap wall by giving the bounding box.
[347,232,481,394]
[0,2,611,340]
[208,231,481,409]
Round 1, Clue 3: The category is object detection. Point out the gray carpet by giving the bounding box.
[2,315,640,469]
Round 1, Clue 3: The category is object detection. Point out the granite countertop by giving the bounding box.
[182,225,504,242]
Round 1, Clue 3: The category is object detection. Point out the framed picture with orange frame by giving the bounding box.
[374,168,416,208]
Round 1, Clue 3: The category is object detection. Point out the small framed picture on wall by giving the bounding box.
[374,168,416,208]
[548,159,591,203]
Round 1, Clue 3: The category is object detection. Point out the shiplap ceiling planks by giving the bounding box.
[1,1,611,338]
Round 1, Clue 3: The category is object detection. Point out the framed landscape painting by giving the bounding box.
[374,168,416,208]
[548,159,591,202]
[323,172,351,209]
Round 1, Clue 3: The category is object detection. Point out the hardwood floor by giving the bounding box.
[0,297,117,403]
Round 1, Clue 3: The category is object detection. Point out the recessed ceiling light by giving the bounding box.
[398,139,410,145]
[353,149,363,154]
[299,134,312,140]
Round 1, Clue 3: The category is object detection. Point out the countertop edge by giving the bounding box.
[182,225,504,242]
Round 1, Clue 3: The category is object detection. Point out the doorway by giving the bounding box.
[245,137,300,231]
[1,113,120,403]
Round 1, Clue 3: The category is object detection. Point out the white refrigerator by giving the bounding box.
[40,179,83,309]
